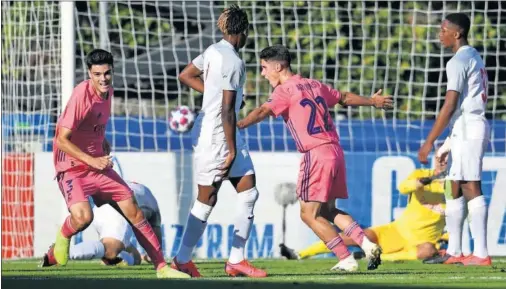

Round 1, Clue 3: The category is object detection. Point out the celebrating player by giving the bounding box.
[173,5,266,278]
[238,45,393,271]
[280,163,448,263]
[418,13,491,266]
[49,49,189,278]
[41,181,161,267]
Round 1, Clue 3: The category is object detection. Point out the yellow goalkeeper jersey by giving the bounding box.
[394,169,447,245]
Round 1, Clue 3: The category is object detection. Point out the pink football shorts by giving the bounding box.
[57,168,133,209]
[297,143,348,202]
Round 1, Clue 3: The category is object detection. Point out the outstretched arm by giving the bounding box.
[237,105,274,129]
[339,89,394,109]
[239,86,290,129]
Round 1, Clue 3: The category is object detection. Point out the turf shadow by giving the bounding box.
[0,277,487,289]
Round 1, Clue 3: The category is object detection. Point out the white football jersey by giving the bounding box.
[126,181,160,213]
[191,39,245,144]
[446,45,490,140]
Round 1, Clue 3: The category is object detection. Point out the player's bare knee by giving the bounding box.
[126,205,144,224]
[197,185,219,206]
[69,202,93,229]
[116,198,144,222]
[72,208,93,230]
[300,205,319,225]
[300,212,313,226]
[197,193,218,207]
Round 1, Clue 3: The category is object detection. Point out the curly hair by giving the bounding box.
[217,4,249,35]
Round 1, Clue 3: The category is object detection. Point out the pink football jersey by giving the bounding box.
[263,74,341,153]
[53,80,112,173]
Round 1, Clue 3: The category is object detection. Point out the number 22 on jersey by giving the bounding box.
[299,96,332,135]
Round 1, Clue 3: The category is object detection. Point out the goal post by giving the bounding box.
[60,1,75,110]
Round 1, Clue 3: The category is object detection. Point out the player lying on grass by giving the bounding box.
[238,45,393,272]
[41,203,141,267]
[48,48,189,278]
[41,181,161,267]
[280,156,449,263]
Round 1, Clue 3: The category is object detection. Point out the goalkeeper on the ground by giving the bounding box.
[40,181,161,267]
[281,151,450,262]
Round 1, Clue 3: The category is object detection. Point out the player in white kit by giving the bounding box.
[172,4,267,278]
[41,181,161,267]
[418,13,491,266]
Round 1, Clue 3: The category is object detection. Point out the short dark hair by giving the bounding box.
[445,13,471,38]
[86,49,114,69]
[259,45,292,66]
[217,4,249,35]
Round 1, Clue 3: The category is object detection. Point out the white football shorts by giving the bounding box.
[92,204,133,247]
[448,138,489,181]
[193,134,255,186]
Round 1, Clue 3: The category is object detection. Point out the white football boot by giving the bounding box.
[330,254,359,272]
[362,238,382,270]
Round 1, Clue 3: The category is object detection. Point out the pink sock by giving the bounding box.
[133,219,166,270]
[325,236,351,260]
[344,221,365,246]
[60,216,77,239]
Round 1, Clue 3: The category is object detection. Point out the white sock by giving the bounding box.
[341,253,357,264]
[228,187,259,264]
[361,236,377,253]
[468,195,488,258]
[69,240,105,260]
[176,200,213,264]
[445,196,466,256]
[118,251,135,266]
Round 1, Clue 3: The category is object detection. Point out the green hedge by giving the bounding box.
[233,1,505,119]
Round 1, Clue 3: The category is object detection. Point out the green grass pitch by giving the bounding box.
[2,258,506,289]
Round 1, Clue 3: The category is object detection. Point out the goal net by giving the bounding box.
[2,1,504,259]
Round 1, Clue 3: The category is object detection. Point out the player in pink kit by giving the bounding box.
[238,45,394,271]
[43,49,189,279]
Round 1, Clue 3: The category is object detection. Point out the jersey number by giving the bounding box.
[480,68,488,102]
[299,96,331,135]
